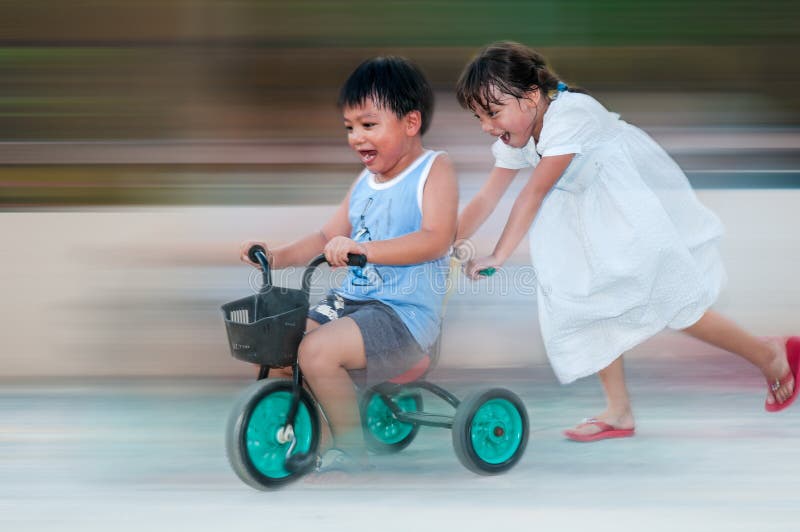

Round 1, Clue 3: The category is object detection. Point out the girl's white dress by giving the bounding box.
[492,91,726,384]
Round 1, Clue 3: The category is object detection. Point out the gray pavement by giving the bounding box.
[1,355,799,532]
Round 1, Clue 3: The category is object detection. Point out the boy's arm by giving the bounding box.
[456,166,519,241]
[362,154,458,265]
[250,189,352,270]
[490,154,573,264]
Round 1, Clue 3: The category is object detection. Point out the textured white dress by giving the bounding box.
[492,91,726,384]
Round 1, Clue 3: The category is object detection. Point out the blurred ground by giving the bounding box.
[1,355,799,532]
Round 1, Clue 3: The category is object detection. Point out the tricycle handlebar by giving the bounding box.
[246,246,367,295]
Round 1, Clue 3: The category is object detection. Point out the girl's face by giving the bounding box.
[471,85,542,148]
[342,98,421,179]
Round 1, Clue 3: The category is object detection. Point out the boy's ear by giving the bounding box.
[404,110,423,136]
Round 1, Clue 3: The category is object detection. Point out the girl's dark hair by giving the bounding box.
[338,56,435,135]
[456,41,585,112]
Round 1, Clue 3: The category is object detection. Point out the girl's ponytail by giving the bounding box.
[531,50,588,97]
[456,41,587,112]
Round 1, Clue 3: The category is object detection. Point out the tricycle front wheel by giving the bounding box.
[226,379,320,490]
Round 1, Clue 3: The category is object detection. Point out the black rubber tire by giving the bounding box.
[451,388,529,475]
[226,379,320,490]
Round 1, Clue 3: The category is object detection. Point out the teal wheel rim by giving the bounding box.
[245,390,313,479]
[469,398,524,465]
[366,393,417,444]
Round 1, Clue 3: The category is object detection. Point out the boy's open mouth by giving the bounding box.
[500,132,511,144]
[359,150,377,164]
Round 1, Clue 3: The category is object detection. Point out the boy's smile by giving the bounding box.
[358,149,378,165]
[343,98,423,180]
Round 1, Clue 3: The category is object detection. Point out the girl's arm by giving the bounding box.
[324,154,458,266]
[456,166,519,241]
[465,154,573,277]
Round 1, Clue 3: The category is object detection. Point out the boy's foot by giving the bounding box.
[765,337,800,412]
[305,448,373,484]
[317,448,369,473]
[564,413,635,442]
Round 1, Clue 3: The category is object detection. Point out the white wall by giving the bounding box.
[1,189,798,377]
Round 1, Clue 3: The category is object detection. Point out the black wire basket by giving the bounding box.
[221,287,308,367]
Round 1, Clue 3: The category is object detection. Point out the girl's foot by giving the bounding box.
[764,337,799,411]
[564,410,635,441]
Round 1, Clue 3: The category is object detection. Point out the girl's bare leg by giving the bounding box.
[682,310,793,405]
[568,310,793,438]
[567,355,636,436]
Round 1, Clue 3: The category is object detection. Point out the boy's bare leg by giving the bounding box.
[567,355,635,436]
[297,317,367,460]
[256,319,337,449]
[682,310,793,405]
[265,319,321,379]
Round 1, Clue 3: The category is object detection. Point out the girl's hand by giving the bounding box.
[240,240,271,267]
[465,254,502,280]
[324,236,368,267]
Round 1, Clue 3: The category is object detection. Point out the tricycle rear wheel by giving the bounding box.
[452,388,529,475]
[360,387,422,454]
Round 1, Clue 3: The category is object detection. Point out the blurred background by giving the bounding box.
[1,0,799,377]
[3,6,800,530]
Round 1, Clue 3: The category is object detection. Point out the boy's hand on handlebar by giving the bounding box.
[324,236,368,267]
[240,240,270,267]
[465,254,501,280]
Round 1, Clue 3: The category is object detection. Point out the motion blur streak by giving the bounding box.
[1,3,799,531]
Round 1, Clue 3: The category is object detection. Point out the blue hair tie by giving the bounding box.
[557,81,568,92]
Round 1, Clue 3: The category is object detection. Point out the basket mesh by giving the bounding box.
[221,287,309,367]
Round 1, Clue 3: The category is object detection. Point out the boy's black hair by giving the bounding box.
[338,56,434,136]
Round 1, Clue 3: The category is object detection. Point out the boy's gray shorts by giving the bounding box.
[307,292,426,386]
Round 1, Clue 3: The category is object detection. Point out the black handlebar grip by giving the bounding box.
[248,245,267,264]
[301,253,367,296]
[346,253,367,268]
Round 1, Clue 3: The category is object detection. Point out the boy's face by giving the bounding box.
[343,98,419,179]
[471,85,539,148]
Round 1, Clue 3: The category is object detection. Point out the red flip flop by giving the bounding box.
[563,418,635,442]
[765,336,800,413]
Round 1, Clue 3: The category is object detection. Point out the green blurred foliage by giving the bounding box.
[0,0,798,207]
[1,0,799,140]
[2,0,798,46]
